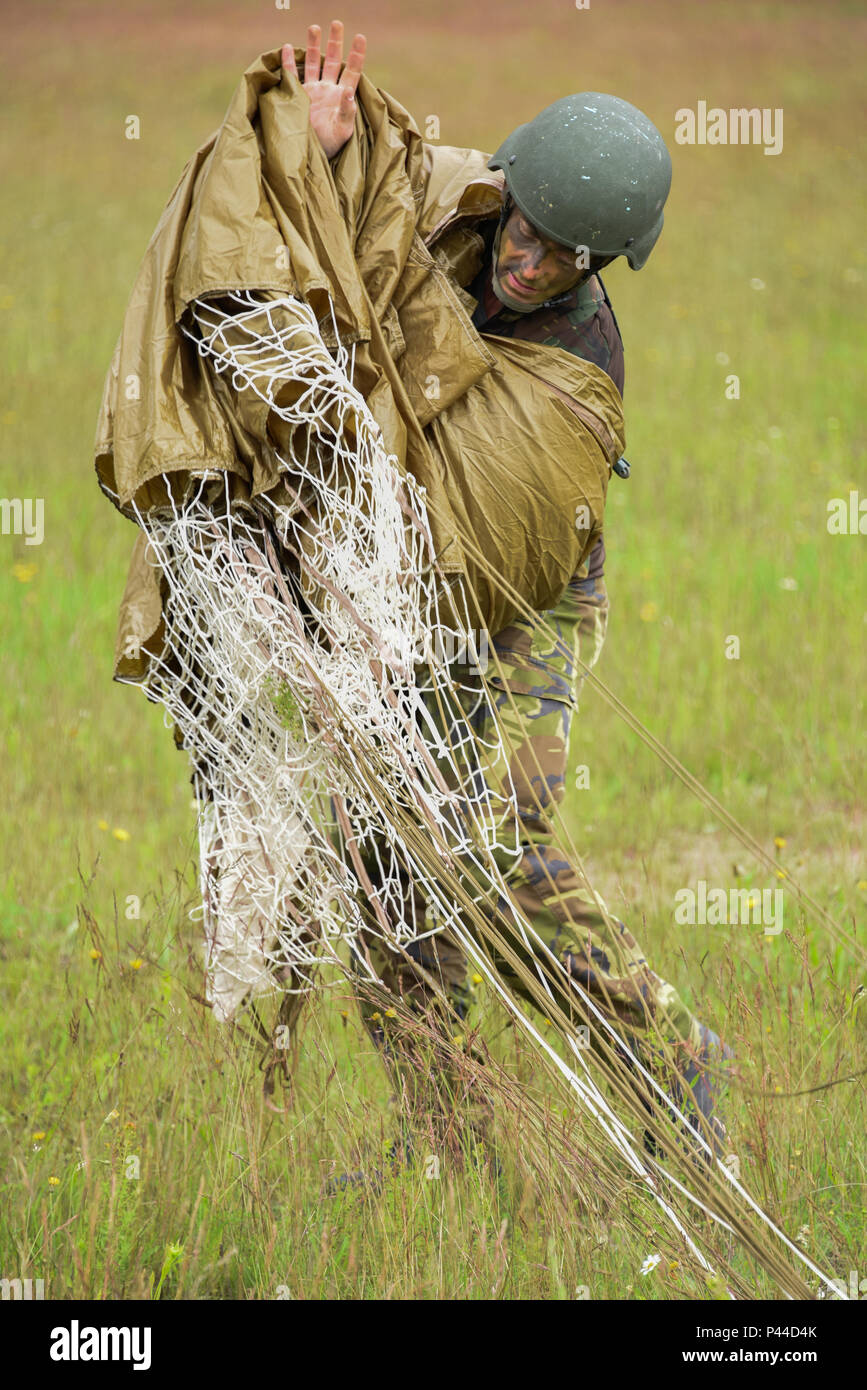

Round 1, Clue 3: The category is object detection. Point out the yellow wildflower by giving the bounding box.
[97,819,109,831]
[32,1131,46,1141]
[48,1176,60,1187]
[639,602,658,623]
[129,958,143,971]
[112,827,130,842]
[774,836,787,849]
[89,949,102,961]
[12,562,37,583]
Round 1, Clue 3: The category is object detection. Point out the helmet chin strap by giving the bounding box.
[489,195,594,314]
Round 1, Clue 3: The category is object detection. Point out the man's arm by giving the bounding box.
[555,289,624,664]
[281,20,367,160]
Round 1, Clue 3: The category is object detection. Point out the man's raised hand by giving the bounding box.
[282,21,367,160]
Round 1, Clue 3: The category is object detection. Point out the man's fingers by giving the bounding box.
[304,23,322,84]
[320,19,344,84]
[338,85,356,121]
[281,43,298,78]
[340,33,367,93]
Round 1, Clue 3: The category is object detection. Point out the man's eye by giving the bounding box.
[514,217,573,266]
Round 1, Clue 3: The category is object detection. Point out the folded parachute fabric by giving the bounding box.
[95,46,625,683]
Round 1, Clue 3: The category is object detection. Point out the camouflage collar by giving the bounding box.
[485,271,605,325]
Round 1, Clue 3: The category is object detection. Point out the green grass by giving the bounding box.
[0,0,865,1299]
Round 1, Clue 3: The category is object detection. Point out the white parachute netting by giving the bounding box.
[129,291,522,1023]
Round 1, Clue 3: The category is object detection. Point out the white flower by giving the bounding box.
[640,1253,662,1277]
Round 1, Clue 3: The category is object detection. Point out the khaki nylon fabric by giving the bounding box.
[93,47,625,681]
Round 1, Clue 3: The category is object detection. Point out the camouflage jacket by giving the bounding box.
[467,222,624,594]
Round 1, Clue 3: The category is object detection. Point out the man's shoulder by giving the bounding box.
[417,144,505,245]
[507,278,625,394]
[566,276,607,327]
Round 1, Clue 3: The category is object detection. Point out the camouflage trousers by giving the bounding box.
[349,553,729,1149]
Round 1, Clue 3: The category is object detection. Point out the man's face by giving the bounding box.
[493,205,585,305]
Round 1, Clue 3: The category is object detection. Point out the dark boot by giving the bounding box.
[633,1025,733,1162]
[324,1135,413,1196]
[675,1024,735,1159]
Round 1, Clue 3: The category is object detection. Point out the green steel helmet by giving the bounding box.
[488,93,672,270]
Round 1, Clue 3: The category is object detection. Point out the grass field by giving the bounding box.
[1,0,865,1300]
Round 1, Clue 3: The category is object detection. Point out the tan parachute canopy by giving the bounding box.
[94,45,623,682]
